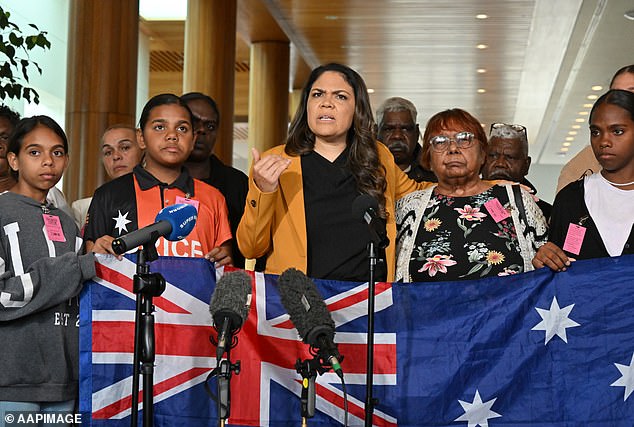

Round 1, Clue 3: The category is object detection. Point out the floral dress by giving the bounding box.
[395,185,547,282]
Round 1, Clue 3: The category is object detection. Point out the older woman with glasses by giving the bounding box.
[395,108,548,282]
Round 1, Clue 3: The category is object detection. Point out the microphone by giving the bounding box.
[209,270,252,361]
[352,194,389,249]
[277,268,343,378]
[111,203,197,254]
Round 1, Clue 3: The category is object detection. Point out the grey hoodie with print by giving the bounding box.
[0,191,96,401]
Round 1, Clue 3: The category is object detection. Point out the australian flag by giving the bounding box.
[80,254,634,426]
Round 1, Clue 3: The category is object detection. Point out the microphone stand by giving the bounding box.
[296,356,326,426]
[209,330,241,426]
[130,235,166,427]
[364,240,379,427]
[216,352,240,426]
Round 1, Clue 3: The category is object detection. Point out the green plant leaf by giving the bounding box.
[0,7,50,103]
[9,32,23,47]
[20,59,28,81]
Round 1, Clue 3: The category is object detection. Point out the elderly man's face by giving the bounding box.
[378,111,420,169]
[482,137,531,181]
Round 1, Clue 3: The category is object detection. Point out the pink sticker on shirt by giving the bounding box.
[563,223,586,255]
[175,196,200,211]
[484,198,510,223]
[43,214,66,242]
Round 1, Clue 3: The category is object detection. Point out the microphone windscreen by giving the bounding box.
[154,203,198,241]
[351,194,378,220]
[209,270,252,328]
[277,268,335,346]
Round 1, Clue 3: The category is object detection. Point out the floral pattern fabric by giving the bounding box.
[396,186,537,282]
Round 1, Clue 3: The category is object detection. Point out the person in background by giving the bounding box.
[376,97,436,182]
[0,115,97,424]
[482,122,552,220]
[395,109,547,282]
[237,63,434,282]
[0,106,20,193]
[533,89,634,271]
[84,93,232,265]
[71,124,143,228]
[556,64,634,192]
[182,92,255,270]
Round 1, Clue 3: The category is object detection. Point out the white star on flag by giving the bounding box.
[454,389,502,427]
[611,353,634,401]
[531,296,580,344]
[112,210,132,235]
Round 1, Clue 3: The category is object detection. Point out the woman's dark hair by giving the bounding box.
[138,93,195,131]
[589,89,634,124]
[285,63,387,214]
[8,115,68,179]
[420,108,488,170]
[609,64,634,88]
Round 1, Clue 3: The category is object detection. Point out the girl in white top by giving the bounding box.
[533,89,634,271]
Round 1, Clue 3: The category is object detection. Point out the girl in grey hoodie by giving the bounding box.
[0,116,96,424]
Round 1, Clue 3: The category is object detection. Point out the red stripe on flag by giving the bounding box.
[96,262,190,314]
[311,381,397,427]
[327,281,391,312]
[92,367,210,419]
[92,321,215,357]
[336,342,397,375]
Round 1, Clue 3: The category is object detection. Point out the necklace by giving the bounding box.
[601,174,634,187]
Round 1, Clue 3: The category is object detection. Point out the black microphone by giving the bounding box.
[209,270,252,361]
[111,203,197,254]
[352,194,389,249]
[277,268,343,378]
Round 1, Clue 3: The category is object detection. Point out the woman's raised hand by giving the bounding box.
[251,147,291,193]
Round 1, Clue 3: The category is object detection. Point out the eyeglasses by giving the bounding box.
[429,132,476,152]
[490,123,527,134]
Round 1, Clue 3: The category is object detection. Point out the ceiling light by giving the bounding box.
[560,147,569,152]
[583,103,593,108]
[566,137,574,141]
[591,85,603,91]
[477,68,487,73]
[587,94,598,100]
[476,44,488,49]
[578,111,589,115]
[568,131,577,135]
[476,14,488,19]
[139,0,187,20]
[575,118,585,123]
[477,88,486,93]
[563,142,572,147]
[367,88,375,94]
[572,125,581,129]
[625,10,634,20]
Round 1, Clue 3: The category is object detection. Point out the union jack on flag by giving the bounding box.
[79,255,397,426]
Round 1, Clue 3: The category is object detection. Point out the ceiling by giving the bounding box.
[142,0,634,166]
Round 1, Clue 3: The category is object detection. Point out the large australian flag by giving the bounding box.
[79,254,634,426]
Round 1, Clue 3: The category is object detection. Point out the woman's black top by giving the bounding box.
[302,148,386,282]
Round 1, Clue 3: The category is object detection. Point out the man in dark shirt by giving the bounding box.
[182,92,254,269]
[482,123,552,220]
[376,97,436,182]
